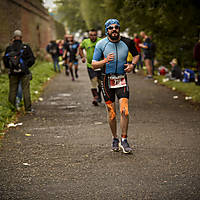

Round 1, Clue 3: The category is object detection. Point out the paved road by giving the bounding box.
[0,63,200,200]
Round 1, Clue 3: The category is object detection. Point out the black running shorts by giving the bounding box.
[101,75,129,104]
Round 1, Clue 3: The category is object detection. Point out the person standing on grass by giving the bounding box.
[3,30,35,113]
[92,19,139,154]
[139,31,153,79]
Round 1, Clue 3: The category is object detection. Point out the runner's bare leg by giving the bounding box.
[119,98,129,137]
[107,102,117,138]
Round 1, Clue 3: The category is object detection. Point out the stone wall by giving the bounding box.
[0,0,65,71]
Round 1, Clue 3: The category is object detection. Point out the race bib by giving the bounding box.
[109,75,126,88]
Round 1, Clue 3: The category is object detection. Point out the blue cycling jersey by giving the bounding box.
[93,36,138,74]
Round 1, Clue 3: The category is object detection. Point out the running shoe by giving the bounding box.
[75,73,79,78]
[111,138,119,152]
[119,139,132,154]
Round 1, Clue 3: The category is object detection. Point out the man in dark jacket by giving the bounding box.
[46,40,60,72]
[3,30,35,113]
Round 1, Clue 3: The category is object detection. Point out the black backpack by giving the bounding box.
[5,44,26,74]
[49,43,58,55]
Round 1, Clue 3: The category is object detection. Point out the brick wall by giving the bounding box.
[0,0,65,67]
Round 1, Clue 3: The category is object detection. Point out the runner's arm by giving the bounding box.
[78,46,86,63]
[139,43,148,49]
[92,53,114,69]
[132,54,139,65]
[124,55,139,73]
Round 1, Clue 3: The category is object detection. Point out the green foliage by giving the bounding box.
[56,0,200,67]
[0,74,15,130]
[0,61,56,132]
[56,0,124,33]
[121,0,200,66]
[30,61,56,101]
[56,0,87,33]
[80,0,105,30]
[54,20,66,39]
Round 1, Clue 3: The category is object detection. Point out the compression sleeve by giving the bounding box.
[121,37,138,57]
[128,39,138,57]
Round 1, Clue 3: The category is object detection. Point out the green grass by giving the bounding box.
[0,61,56,133]
[154,75,200,103]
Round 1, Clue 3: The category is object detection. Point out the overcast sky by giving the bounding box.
[43,0,57,11]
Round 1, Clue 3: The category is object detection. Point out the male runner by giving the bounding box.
[63,35,79,81]
[79,29,102,106]
[92,19,139,153]
[63,34,70,76]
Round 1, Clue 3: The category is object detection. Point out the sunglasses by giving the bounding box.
[89,34,97,36]
[108,25,120,30]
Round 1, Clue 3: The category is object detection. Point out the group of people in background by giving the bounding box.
[46,35,80,81]
[46,31,103,106]
[46,30,157,79]
[127,31,156,77]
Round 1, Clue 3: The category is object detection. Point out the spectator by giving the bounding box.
[3,30,35,113]
[149,35,156,75]
[133,33,143,70]
[170,58,182,80]
[57,40,64,57]
[139,31,153,78]
[46,40,60,72]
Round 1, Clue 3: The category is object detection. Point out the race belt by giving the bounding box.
[108,74,126,88]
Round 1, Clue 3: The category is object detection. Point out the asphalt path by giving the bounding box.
[0,63,200,200]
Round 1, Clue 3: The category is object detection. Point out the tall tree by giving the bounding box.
[121,0,200,66]
[56,0,87,33]
[56,0,200,66]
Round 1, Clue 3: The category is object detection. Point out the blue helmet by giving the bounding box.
[105,19,120,35]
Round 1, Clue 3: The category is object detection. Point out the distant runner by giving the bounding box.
[79,29,102,106]
[63,35,79,81]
